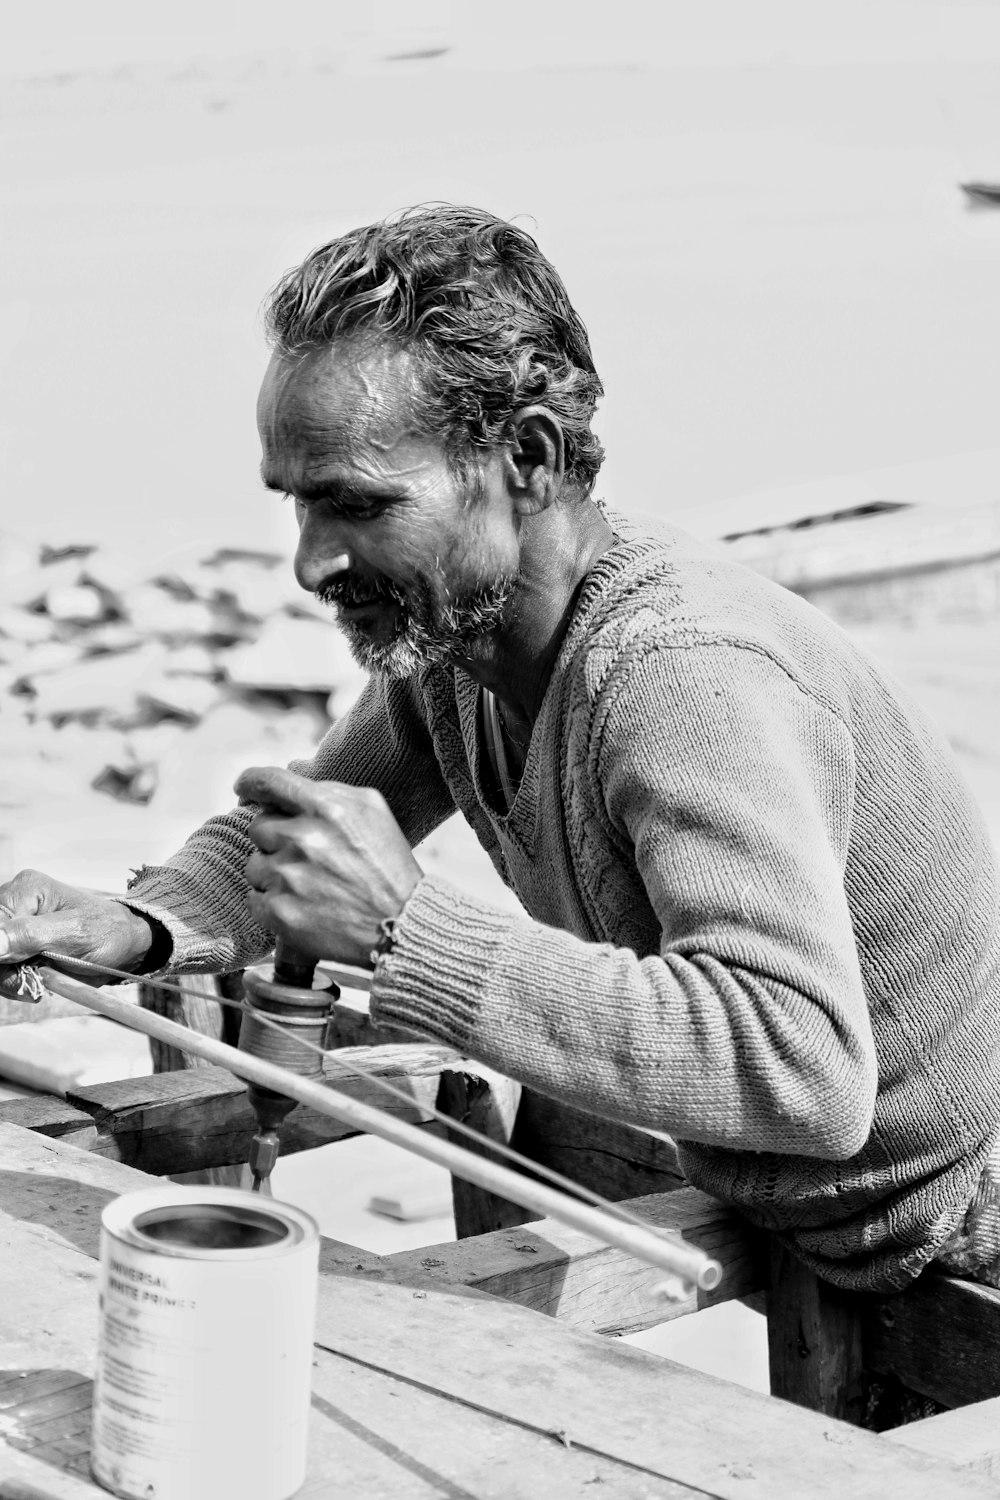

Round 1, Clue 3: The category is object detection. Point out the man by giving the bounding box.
[1,206,998,1294]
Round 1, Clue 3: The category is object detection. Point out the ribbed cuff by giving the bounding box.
[371,874,514,1049]
[123,865,264,974]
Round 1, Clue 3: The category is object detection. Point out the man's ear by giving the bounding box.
[505,407,565,515]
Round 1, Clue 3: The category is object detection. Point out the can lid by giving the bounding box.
[101,1186,319,1260]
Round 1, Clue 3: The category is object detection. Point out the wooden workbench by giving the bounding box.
[1,1123,996,1499]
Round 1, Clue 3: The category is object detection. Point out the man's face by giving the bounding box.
[256,344,519,678]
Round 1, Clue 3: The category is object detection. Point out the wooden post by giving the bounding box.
[140,971,246,1185]
[139,971,244,1071]
[437,1067,532,1237]
[766,1238,866,1424]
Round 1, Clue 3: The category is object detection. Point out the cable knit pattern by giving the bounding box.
[127,515,1000,1291]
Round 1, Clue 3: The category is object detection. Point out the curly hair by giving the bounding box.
[263,205,605,494]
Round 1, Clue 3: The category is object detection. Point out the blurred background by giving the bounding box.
[1,0,999,1395]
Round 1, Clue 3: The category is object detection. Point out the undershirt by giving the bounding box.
[480,688,518,813]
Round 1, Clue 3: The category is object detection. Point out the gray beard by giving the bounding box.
[318,573,517,680]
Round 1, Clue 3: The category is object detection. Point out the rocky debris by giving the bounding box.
[44,582,105,625]
[0,528,367,813]
[0,606,54,645]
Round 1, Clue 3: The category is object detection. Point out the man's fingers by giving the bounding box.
[0,912,80,963]
[0,869,54,919]
[244,850,281,891]
[235,766,332,819]
[245,816,288,855]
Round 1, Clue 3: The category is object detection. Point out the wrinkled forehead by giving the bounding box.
[256,342,423,460]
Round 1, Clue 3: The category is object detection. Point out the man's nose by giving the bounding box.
[293,512,352,594]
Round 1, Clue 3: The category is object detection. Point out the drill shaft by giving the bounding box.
[242,940,334,1192]
[272,944,318,990]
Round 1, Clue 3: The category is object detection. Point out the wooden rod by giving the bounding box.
[40,967,722,1294]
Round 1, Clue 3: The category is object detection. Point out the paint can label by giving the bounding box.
[91,1186,318,1500]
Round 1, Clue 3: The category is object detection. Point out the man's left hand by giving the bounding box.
[235,766,422,967]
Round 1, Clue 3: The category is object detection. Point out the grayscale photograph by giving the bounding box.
[1,4,999,1496]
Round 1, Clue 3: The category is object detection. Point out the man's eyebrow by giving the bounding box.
[259,470,407,507]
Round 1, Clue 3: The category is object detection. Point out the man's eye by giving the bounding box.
[346,499,388,520]
[279,490,390,520]
[327,495,390,521]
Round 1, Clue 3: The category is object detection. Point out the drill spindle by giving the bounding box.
[240,939,338,1192]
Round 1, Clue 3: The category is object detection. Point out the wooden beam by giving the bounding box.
[865,1272,1000,1411]
[510,1091,684,1201]
[0,1043,455,1175]
[882,1395,1000,1478]
[382,1185,763,1336]
[767,1239,866,1424]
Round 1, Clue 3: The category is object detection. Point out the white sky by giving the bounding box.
[6,2,1000,76]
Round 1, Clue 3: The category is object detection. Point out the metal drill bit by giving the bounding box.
[248,1129,280,1192]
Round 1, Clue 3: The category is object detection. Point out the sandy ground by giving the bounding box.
[3,4,1000,1396]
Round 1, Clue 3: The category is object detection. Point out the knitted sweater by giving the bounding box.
[126,516,1000,1292]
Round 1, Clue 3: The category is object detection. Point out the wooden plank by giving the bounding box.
[312,1273,996,1499]
[865,1272,1000,1411]
[1,1125,991,1500]
[44,1043,456,1175]
[0,1095,98,1152]
[302,1338,692,1500]
[0,1128,713,1500]
[883,1395,1000,1478]
[317,1239,387,1279]
[0,1122,161,1261]
[0,1218,102,1380]
[317,961,374,995]
[730,499,1000,593]
[325,1001,419,1049]
[767,1238,866,1424]
[436,1065,531,1237]
[0,1205,688,1500]
[0,1442,99,1498]
[382,1185,763,1335]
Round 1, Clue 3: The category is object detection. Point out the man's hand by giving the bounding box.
[0,871,159,997]
[235,766,422,968]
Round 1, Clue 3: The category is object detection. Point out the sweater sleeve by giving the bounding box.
[122,670,456,972]
[372,642,878,1159]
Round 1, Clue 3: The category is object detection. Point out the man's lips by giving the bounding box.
[319,578,398,614]
[338,595,390,617]
[328,583,402,619]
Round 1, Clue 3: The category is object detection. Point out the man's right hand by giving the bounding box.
[0,870,158,997]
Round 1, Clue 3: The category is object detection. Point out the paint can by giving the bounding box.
[91,1185,319,1500]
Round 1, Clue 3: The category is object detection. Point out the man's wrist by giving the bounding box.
[121,907,174,974]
